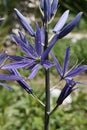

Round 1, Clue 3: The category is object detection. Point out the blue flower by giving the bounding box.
[0,52,8,67]
[14,8,35,37]
[41,12,82,60]
[0,70,23,90]
[57,79,77,106]
[2,23,54,79]
[40,0,59,21]
[11,69,33,94]
[0,52,23,90]
[51,46,87,80]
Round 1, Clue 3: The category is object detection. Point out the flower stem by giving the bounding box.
[48,104,59,116]
[31,93,45,108]
[44,22,50,130]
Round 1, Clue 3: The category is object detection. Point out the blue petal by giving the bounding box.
[44,0,51,21]
[57,79,76,105]
[42,60,55,69]
[41,34,59,60]
[63,46,70,76]
[8,55,24,61]
[66,65,87,78]
[41,27,45,45]
[35,23,42,56]
[12,35,36,58]
[0,74,22,80]
[50,52,62,77]
[12,69,32,93]
[0,83,13,90]
[51,0,59,16]
[40,0,44,10]
[28,64,40,79]
[0,52,8,67]
[2,60,35,69]
[18,31,37,57]
[14,8,35,36]
[58,12,83,39]
[53,10,69,33]
[17,80,33,94]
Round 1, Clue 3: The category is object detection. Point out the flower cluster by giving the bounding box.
[0,0,87,110]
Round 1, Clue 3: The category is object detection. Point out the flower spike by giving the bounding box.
[51,46,87,80]
[57,79,76,106]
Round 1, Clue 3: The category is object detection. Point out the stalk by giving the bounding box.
[43,1,50,129]
[44,21,50,130]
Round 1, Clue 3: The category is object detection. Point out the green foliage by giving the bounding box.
[59,0,87,18]
[0,83,87,130]
[52,38,87,67]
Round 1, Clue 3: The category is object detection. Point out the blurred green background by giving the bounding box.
[0,0,87,130]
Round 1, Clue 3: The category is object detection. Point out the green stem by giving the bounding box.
[48,104,59,116]
[31,93,45,108]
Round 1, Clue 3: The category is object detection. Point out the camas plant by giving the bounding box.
[0,0,87,130]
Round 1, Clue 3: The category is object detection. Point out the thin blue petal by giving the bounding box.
[41,27,45,45]
[41,34,59,60]
[63,46,70,76]
[66,65,87,78]
[0,52,8,66]
[44,0,51,21]
[17,80,33,93]
[18,31,37,57]
[12,69,32,93]
[2,60,35,69]
[50,52,62,77]
[53,10,69,33]
[0,83,13,90]
[58,12,83,39]
[51,0,59,16]
[12,35,36,58]
[8,55,24,61]
[40,0,44,10]
[57,79,76,105]
[42,60,55,69]
[14,8,35,36]
[35,23,42,56]
[0,74,22,80]
[28,64,40,79]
